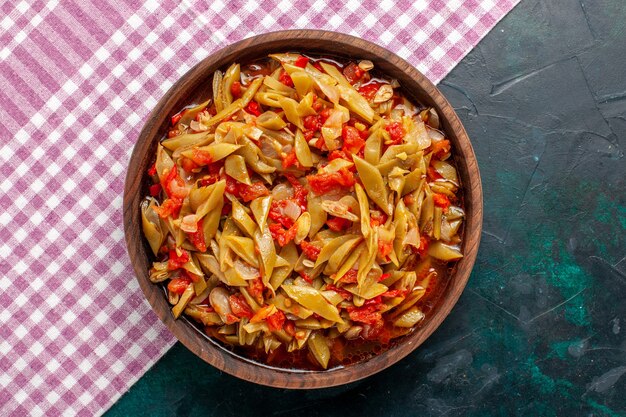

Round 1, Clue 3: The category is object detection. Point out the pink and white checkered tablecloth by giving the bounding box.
[0,1,519,415]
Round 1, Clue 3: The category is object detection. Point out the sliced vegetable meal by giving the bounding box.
[141,53,464,369]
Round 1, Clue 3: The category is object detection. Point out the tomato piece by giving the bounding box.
[433,193,451,210]
[167,276,191,295]
[180,157,199,173]
[312,95,322,111]
[225,175,240,196]
[342,125,365,154]
[247,277,264,304]
[338,269,358,284]
[431,139,451,158]
[294,55,309,68]
[279,70,294,87]
[183,269,201,283]
[229,294,253,319]
[303,114,323,132]
[299,240,320,261]
[171,111,184,126]
[208,160,224,176]
[347,304,382,325]
[149,183,162,197]
[227,176,270,202]
[223,313,240,324]
[153,198,182,219]
[221,201,232,215]
[378,272,391,282]
[427,166,443,181]
[245,100,262,117]
[306,168,356,194]
[326,216,352,232]
[281,149,299,169]
[311,136,326,150]
[160,166,179,197]
[285,174,308,210]
[319,108,332,123]
[326,284,353,300]
[187,218,206,252]
[385,122,405,145]
[417,236,429,257]
[382,289,408,298]
[269,222,298,247]
[298,271,313,283]
[238,181,270,202]
[358,81,382,101]
[343,62,364,84]
[370,210,388,227]
[266,310,286,331]
[357,125,369,140]
[230,81,242,98]
[364,295,382,306]
[377,238,393,259]
[284,320,296,336]
[250,305,276,323]
[167,249,189,271]
[199,175,219,187]
[190,149,213,166]
[268,200,295,228]
[147,163,157,176]
[328,149,349,162]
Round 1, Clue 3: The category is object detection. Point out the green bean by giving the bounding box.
[225,236,258,267]
[427,241,463,261]
[269,242,298,289]
[225,154,252,185]
[176,100,210,128]
[141,198,165,256]
[172,285,195,319]
[364,130,382,165]
[263,74,295,95]
[222,64,240,106]
[297,92,317,116]
[282,285,343,323]
[353,155,390,214]
[254,224,276,287]
[278,97,303,129]
[162,131,211,151]
[231,200,257,237]
[315,234,360,268]
[290,71,315,98]
[250,195,272,231]
[256,111,287,130]
[393,307,425,327]
[324,236,363,274]
[294,129,313,167]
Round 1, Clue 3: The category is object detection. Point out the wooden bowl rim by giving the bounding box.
[123,29,483,389]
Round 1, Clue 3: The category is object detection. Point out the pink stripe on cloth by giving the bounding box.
[0,1,519,415]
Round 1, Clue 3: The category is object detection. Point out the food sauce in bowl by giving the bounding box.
[141,52,465,371]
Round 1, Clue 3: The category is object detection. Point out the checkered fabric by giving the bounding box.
[0,0,519,415]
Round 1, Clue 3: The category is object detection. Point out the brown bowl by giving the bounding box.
[123,30,483,389]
